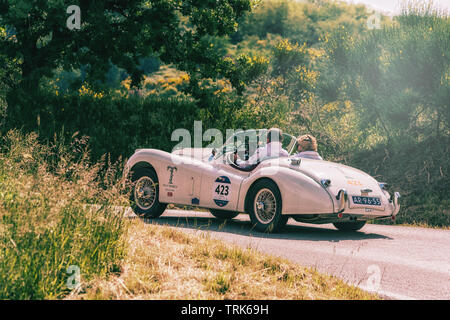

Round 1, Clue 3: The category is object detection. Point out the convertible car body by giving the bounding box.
[124,130,400,232]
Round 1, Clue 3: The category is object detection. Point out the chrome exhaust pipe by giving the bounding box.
[336,189,348,214]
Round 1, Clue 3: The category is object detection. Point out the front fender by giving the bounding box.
[237,166,335,215]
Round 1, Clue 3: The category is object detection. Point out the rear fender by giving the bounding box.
[126,149,206,204]
[237,166,335,215]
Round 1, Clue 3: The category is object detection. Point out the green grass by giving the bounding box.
[0,130,128,299]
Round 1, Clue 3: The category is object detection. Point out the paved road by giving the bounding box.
[125,209,450,300]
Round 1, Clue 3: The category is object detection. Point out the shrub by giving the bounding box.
[30,89,200,161]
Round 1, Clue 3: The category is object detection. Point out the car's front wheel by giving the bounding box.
[333,221,366,231]
[247,179,288,233]
[130,167,167,219]
[209,209,240,220]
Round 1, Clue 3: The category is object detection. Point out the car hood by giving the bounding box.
[265,157,382,197]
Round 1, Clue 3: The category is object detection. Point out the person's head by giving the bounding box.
[267,128,283,144]
[297,134,318,152]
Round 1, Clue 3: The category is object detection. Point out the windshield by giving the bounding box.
[216,129,297,160]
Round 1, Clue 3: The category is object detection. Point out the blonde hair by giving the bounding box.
[297,134,318,152]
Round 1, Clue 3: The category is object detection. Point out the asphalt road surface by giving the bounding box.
[125,209,450,300]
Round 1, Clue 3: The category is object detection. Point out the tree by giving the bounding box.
[233,0,373,47]
[246,39,315,118]
[316,3,449,145]
[0,0,254,129]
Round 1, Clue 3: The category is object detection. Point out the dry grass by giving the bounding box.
[0,130,128,299]
[70,219,379,300]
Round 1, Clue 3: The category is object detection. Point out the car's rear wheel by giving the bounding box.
[248,179,288,233]
[209,209,240,220]
[130,167,167,219]
[333,221,366,231]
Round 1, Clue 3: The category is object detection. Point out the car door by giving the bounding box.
[198,159,249,211]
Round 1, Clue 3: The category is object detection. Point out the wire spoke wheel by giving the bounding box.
[130,167,166,219]
[134,176,157,210]
[248,179,287,233]
[254,188,277,224]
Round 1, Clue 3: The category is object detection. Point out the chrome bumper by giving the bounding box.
[335,189,400,220]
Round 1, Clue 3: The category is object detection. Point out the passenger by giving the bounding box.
[234,128,289,167]
[294,134,323,160]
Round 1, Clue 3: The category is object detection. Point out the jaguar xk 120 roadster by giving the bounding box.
[124,129,400,232]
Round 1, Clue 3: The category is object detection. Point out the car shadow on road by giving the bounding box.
[141,214,393,242]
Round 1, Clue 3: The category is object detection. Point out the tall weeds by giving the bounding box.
[0,130,128,299]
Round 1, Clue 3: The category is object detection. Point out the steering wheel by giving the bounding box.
[227,152,259,172]
[226,151,236,165]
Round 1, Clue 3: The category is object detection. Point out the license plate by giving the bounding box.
[351,196,381,206]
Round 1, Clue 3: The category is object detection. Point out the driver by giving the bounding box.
[234,127,289,167]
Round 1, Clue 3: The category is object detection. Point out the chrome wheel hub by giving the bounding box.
[256,201,265,211]
[134,176,157,210]
[254,188,277,224]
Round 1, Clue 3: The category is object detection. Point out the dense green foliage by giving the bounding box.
[233,0,375,46]
[313,3,449,226]
[0,0,258,129]
[36,89,201,160]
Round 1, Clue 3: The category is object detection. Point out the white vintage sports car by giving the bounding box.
[124,129,400,232]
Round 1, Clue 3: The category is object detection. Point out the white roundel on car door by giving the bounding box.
[212,176,231,207]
